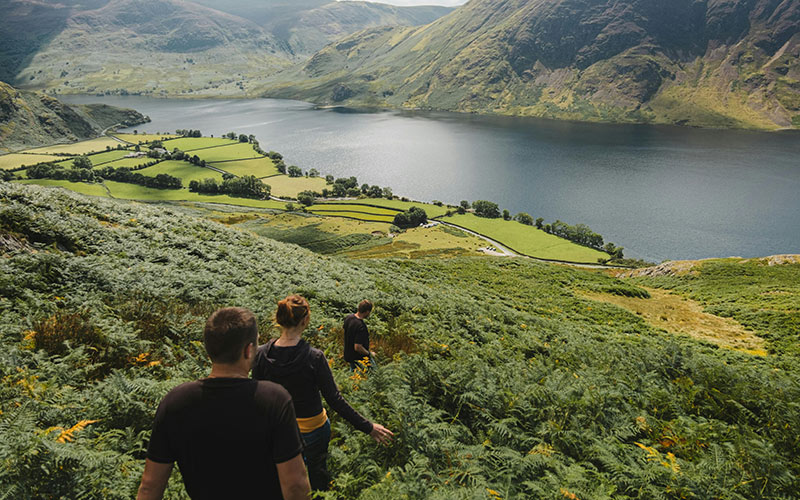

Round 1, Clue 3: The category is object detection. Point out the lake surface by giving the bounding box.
[62,95,800,262]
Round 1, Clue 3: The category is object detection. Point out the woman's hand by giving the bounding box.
[370,423,394,445]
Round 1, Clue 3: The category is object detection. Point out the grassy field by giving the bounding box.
[0,153,64,170]
[444,213,609,263]
[194,143,263,162]
[136,161,224,183]
[16,179,110,197]
[240,212,485,258]
[268,175,329,198]
[308,203,400,216]
[99,157,156,169]
[208,158,278,177]
[21,137,122,155]
[111,133,177,144]
[50,149,132,168]
[161,137,237,151]
[334,198,452,218]
[103,181,285,209]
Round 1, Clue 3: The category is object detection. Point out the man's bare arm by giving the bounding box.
[353,343,371,357]
[276,453,311,500]
[137,459,173,500]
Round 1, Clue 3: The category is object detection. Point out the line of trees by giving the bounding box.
[188,175,270,199]
[26,163,181,190]
[176,129,202,137]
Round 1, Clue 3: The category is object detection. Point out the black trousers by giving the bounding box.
[301,419,331,491]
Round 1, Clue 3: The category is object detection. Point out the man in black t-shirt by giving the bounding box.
[137,307,310,500]
[343,299,375,371]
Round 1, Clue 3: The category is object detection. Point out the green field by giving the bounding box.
[209,158,278,177]
[16,179,110,197]
[268,175,329,198]
[444,213,609,263]
[0,153,64,170]
[337,198,452,218]
[161,137,237,151]
[49,149,132,168]
[193,143,264,162]
[136,161,224,183]
[99,157,156,169]
[103,181,284,209]
[308,203,400,216]
[111,133,177,144]
[21,137,122,155]
[304,209,395,223]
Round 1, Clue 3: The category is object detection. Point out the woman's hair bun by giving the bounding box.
[275,295,310,328]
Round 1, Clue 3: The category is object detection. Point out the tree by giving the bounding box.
[150,140,163,149]
[382,187,393,199]
[308,169,319,178]
[472,200,500,218]
[460,200,470,210]
[503,209,511,221]
[361,183,370,194]
[325,175,334,184]
[225,132,237,140]
[535,217,544,229]
[297,191,315,206]
[276,161,286,174]
[514,213,533,225]
[239,134,249,143]
[368,185,383,198]
[287,166,302,178]
[73,156,92,170]
[393,206,427,229]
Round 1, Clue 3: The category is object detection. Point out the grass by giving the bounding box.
[21,137,123,155]
[308,203,400,216]
[303,210,395,223]
[0,154,64,170]
[238,212,486,258]
[161,137,238,151]
[443,213,610,263]
[111,133,177,144]
[136,161,224,183]
[581,287,766,354]
[193,143,264,162]
[267,175,329,198]
[103,181,285,209]
[342,198,451,218]
[208,158,278,178]
[99,157,156,169]
[15,179,110,197]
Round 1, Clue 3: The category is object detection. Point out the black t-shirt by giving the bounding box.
[147,378,303,500]
[343,314,369,363]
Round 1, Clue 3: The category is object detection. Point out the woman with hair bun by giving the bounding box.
[252,294,394,491]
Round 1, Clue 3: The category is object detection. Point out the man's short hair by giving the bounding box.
[357,300,373,315]
[203,307,258,364]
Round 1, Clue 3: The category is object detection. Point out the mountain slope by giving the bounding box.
[4,0,292,96]
[1,0,452,96]
[259,0,800,129]
[0,82,146,151]
[263,1,454,57]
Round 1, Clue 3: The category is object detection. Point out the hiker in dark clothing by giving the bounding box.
[252,295,393,491]
[343,300,375,371]
[137,307,310,500]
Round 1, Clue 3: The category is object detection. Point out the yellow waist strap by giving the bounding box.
[296,409,327,433]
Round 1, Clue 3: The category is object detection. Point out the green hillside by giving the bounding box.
[1,182,798,498]
[260,0,800,130]
[0,82,147,152]
[0,0,452,97]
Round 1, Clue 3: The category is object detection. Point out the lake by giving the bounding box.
[62,95,800,262]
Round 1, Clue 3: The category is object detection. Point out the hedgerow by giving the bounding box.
[0,183,798,499]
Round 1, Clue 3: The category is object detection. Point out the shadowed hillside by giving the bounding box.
[0,82,147,151]
[259,0,800,129]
